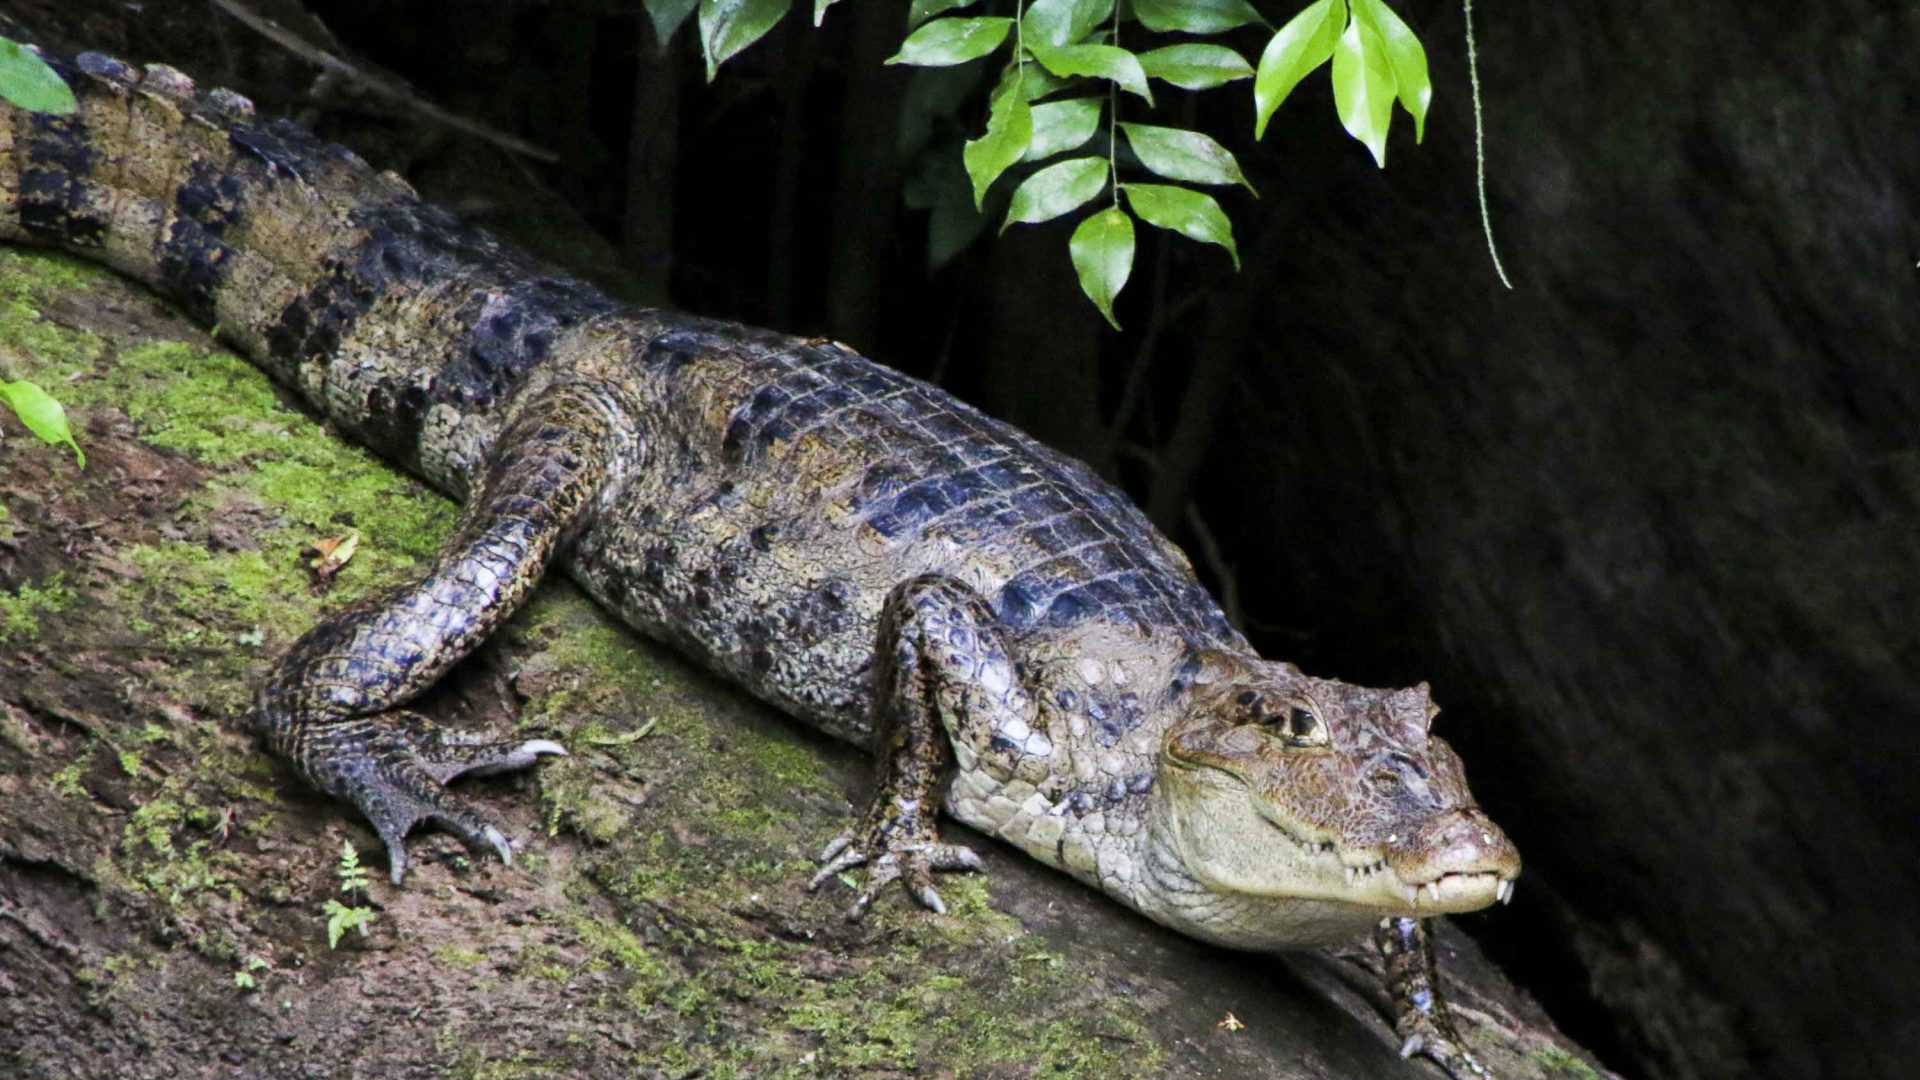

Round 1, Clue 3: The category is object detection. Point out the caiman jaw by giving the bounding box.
[1256,804,1521,915]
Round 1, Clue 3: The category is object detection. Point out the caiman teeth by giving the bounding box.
[1497,879,1516,904]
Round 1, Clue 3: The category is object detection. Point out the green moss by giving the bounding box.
[444,1049,561,1080]
[122,543,314,642]
[129,798,186,856]
[571,915,668,983]
[0,248,108,295]
[90,339,453,562]
[434,946,491,970]
[0,574,74,642]
[50,755,88,798]
[1532,1045,1604,1080]
[0,250,108,373]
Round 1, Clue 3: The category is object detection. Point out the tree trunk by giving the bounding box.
[0,248,1610,1079]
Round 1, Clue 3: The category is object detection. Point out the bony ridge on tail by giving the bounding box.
[0,45,1519,1077]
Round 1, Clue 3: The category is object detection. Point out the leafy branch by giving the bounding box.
[646,0,1436,325]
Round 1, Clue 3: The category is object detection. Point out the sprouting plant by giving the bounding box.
[321,838,376,948]
[232,954,269,990]
[0,379,85,466]
[337,836,371,892]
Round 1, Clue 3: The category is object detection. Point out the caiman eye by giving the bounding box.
[1258,705,1326,747]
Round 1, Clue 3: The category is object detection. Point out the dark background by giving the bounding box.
[8,2,1916,1078]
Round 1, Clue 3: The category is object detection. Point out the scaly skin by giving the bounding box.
[0,49,1521,1076]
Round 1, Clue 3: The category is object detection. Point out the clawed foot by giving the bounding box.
[1398,1018,1490,1079]
[806,804,983,919]
[311,713,567,884]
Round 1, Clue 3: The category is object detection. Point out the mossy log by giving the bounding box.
[0,251,1607,1078]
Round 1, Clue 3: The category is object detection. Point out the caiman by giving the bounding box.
[0,48,1521,1077]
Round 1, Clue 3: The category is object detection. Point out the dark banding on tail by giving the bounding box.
[156,158,247,323]
[14,64,106,246]
[1,47,622,495]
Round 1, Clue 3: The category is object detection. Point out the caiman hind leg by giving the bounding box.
[1376,915,1489,1079]
[810,574,1038,918]
[256,381,630,884]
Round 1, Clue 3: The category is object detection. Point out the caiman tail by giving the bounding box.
[0,49,638,883]
[0,49,616,497]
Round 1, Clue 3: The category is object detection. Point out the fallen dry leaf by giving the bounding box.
[307,531,361,580]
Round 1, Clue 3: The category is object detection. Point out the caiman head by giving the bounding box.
[1148,654,1519,946]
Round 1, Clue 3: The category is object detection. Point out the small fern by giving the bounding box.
[323,839,375,949]
[335,838,371,893]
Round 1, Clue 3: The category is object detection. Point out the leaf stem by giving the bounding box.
[1016,0,1026,74]
[1465,0,1512,289]
[1108,0,1120,206]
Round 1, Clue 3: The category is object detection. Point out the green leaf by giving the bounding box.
[888,17,1014,67]
[1119,123,1253,192]
[0,39,76,116]
[1024,98,1103,161]
[698,0,792,81]
[992,61,1072,106]
[962,82,1033,207]
[1130,0,1263,35]
[1022,0,1114,49]
[1122,183,1238,267]
[1253,0,1343,139]
[1028,43,1152,103]
[1138,44,1253,91]
[1003,156,1109,231]
[1068,208,1134,330]
[0,380,83,467]
[643,0,699,46]
[1352,0,1430,141]
[909,0,978,27]
[1251,0,1344,138]
[1331,10,1395,166]
[322,899,374,950]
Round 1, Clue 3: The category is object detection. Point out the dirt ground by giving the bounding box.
[0,254,1610,1078]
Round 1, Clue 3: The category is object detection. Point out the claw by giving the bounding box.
[930,845,984,872]
[847,858,902,921]
[807,830,980,920]
[809,846,871,890]
[484,825,513,867]
[1405,1032,1492,1079]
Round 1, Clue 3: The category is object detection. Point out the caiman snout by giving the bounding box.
[1387,808,1521,911]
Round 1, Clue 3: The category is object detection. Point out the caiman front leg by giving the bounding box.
[810,574,1036,918]
[256,381,630,884]
[1376,916,1489,1079]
